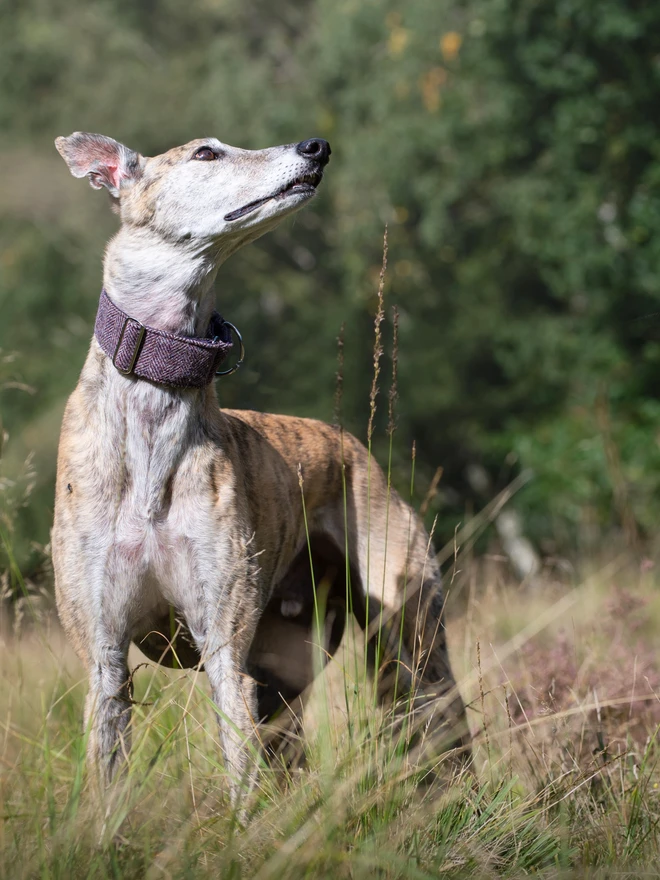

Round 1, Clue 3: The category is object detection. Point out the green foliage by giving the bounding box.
[1,0,660,566]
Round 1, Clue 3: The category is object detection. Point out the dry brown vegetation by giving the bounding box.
[0,551,659,878]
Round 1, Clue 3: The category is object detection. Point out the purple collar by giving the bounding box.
[94,290,243,388]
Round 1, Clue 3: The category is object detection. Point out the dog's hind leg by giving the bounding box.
[333,468,471,767]
[387,572,470,761]
[362,566,471,770]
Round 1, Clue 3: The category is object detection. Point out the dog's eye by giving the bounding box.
[193,147,217,161]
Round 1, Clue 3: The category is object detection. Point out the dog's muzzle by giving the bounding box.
[224,138,331,223]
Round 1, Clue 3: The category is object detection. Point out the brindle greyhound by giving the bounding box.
[52,132,470,803]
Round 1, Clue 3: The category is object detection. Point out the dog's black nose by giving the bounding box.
[296,138,331,166]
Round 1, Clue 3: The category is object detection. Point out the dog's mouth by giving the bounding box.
[275,170,323,200]
[224,169,323,223]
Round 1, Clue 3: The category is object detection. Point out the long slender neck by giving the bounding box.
[103,227,226,337]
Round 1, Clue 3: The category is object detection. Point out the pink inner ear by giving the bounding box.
[64,135,128,188]
[57,133,141,192]
[87,159,122,191]
[105,163,121,189]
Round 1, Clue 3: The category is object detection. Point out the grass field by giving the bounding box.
[1,551,659,879]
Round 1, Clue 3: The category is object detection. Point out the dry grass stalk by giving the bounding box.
[387,305,398,438]
[333,321,345,428]
[367,227,387,445]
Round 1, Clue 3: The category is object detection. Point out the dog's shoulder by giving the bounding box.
[221,408,357,457]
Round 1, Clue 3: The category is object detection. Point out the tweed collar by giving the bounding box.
[94,289,243,387]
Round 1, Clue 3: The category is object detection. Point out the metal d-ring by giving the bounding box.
[215,321,245,377]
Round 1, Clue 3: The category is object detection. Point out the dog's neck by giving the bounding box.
[103,227,229,337]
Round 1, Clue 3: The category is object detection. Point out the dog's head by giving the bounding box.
[55,132,330,249]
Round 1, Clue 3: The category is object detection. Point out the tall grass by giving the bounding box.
[1,244,660,878]
[1,562,660,878]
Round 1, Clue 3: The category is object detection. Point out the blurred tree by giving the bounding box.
[1,0,660,572]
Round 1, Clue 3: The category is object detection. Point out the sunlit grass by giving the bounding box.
[1,556,659,879]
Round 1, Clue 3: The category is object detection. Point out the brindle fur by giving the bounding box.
[52,132,469,802]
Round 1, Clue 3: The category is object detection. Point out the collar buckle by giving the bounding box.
[112,318,146,375]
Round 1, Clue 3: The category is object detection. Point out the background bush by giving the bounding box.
[1,0,660,573]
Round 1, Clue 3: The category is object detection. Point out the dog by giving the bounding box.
[52,131,470,802]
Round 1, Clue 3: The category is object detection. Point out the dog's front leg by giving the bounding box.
[186,579,262,807]
[54,529,139,799]
[84,640,132,790]
[204,640,259,803]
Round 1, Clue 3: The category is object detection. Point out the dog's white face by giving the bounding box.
[55,133,330,249]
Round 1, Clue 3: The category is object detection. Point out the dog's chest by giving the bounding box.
[120,385,191,516]
[119,387,223,552]
[81,379,235,600]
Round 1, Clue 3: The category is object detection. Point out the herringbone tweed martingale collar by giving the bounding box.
[94,289,241,388]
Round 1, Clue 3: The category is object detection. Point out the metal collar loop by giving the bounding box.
[215,321,245,377]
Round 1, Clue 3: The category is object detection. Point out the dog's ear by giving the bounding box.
[55,132,144,197]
